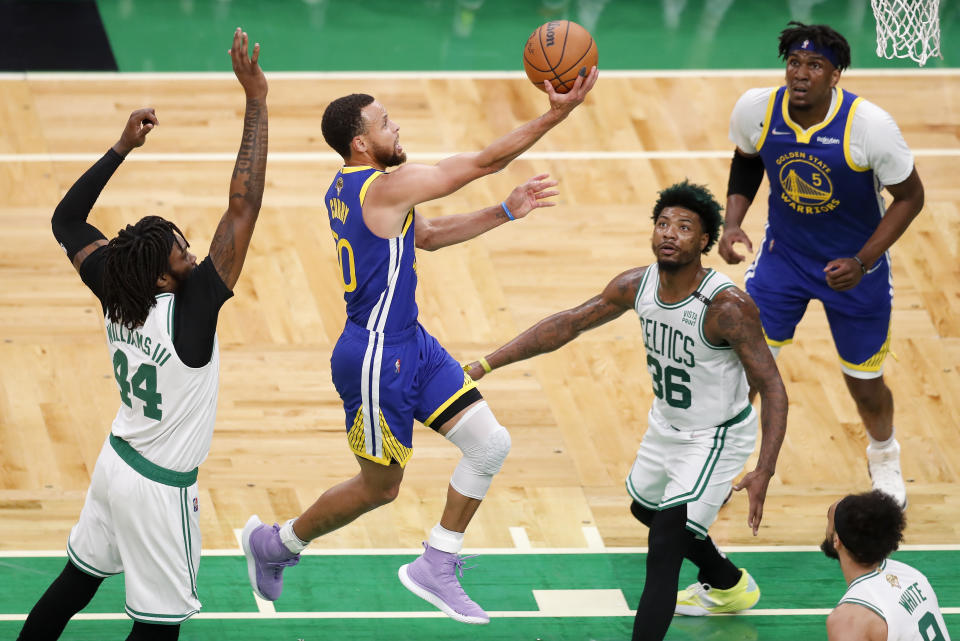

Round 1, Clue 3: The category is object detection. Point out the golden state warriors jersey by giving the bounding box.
[756,87,885,261]
[839,559,951,641]
[634,266,750,430]
[106,293,220,471]
[325,166,418,334]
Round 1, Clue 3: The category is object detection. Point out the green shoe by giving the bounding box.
[675,569,760,616]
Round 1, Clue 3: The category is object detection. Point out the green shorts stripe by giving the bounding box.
[179,489,198,600]
[67,540,118,578]
[126,605,199,624]
[658,424,728,508]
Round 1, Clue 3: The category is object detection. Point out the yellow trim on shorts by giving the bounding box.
[358,171,383,205]
[839,324,892,372]
[347,408,412,467]
[763,330,793,348]
[422,373,477,428]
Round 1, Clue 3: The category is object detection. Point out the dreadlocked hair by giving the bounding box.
[778,21,852,71]
[103,215,182,330]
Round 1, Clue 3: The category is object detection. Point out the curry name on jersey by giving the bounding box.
[325,165,418,334]
[634,266,750,430]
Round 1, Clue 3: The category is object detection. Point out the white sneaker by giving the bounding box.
[867,439,907,509]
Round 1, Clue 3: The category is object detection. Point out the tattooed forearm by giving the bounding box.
[230,98,268,211]
[210,218,237,284]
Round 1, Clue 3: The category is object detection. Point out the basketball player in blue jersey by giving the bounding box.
[722,22,925,508]
[465,180,788,641]
[241,68,599,623]
[18,29,267,641]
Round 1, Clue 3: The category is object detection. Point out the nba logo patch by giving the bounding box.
[395,359,401,373]
[193,498,199,512]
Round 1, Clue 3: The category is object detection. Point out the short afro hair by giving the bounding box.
[651,180,723,254]
[778,21,852,71]
[834,490,906,566]
[321,93,375,159]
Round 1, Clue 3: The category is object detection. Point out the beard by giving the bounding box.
[373,142,406,168]
[820,536,839,560]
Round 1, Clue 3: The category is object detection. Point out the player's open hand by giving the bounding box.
[503,173,559,220]
[718,226,754,264]
[229,27,267,99]
[112,108,158,157]
[823,257,864,291]
[733,468,772,536]
[545,65,599,117]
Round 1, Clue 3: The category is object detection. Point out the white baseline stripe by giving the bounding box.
[0,607,957,621]
[4,543,960,557]
[2,68,960,81]
[2,149,958,164]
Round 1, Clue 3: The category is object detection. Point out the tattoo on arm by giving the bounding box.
[213,97,268,288]
[707,289,787,475]
[487,268,643,370]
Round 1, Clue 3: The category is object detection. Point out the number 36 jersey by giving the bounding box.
[105,292,220,472]
[325,166,418,334]
[634,265,750,431]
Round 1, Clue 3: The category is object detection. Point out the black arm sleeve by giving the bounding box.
[171,256,234,368]
[726,151,766,202]
[51,148,122,260]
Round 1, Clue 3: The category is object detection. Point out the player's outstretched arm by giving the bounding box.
[706,288,787,536]
[51,108,159,273]
[209,28,268,290]
[369,67,598,216]
[415,174,558,251]
[465,266,641,381]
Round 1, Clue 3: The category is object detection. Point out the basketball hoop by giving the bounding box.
[871,0,942,66]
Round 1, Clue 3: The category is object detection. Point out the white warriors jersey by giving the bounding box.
[634,266,750,431]
[839,559,951,641]
[105,293,220,472]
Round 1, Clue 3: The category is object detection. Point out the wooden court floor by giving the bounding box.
[0,72,958,553]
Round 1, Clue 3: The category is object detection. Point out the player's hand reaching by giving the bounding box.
[718,226,754,264]
[545,66,599,118]
[502,173,559,220]
[824,257,864,291]
[112,108,158,157]
[229,27,267,99]
[733,468,772,536]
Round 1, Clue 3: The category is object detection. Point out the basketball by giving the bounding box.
[523,20,598,93]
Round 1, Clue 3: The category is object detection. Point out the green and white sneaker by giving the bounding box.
[675,569,760,616]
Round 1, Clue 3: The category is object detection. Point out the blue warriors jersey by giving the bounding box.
[756,87,885,261]
[324,166,418,333]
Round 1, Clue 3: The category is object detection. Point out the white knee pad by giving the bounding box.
[768,344,781,360]
[444,401,511,500]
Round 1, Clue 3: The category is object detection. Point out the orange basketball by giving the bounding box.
[522,20,598,93]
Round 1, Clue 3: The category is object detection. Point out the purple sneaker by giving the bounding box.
[241,515,300,601]
[398,543,489,624]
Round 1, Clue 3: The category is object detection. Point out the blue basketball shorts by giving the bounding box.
[330,320,477,467]
[744,233,892,378]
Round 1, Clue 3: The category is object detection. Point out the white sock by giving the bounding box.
[428,523,464,554]
[868,428,896,450]
[279,519,308,554]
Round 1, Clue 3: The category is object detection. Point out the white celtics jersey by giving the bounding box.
[634,265,750,431]
[839,559,951,641]
[105,293,220,471]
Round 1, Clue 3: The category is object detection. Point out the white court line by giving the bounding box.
[1,68,959,81]
[2,148,959,164]
[582,526,606,550]
[3,544,959,558]
[509,526,533,550]
[0,607,957,621]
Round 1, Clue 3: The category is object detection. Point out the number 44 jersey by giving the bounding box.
[634,265,750,431]
[105,292,220,472]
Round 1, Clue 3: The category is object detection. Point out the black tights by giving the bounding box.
[17,560,180,640]
[630,502,741,641]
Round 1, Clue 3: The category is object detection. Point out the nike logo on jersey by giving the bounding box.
[771,127,792,135]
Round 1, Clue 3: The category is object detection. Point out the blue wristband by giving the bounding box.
[500,201,515,221]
